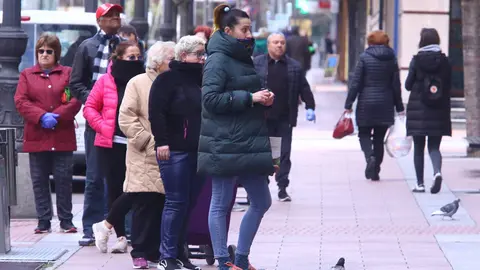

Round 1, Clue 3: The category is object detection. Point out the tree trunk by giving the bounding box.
[461,0,480,137]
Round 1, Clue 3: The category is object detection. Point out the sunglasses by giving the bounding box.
[38,49,54,55]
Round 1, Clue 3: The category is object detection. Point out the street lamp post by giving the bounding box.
[0,0,28,143]
[84,0,98,13]
[130,0,150,41]
[159,0,176,41]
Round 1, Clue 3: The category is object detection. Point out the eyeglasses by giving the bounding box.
[188,51,206,59]
[38,49,54,55]
[127,55,143,61]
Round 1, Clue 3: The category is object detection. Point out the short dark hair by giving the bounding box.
[111,40,140,60]
[418,28,440,48]
[35,33,62,63]
[119,24,138,39]
[213,4,249,32]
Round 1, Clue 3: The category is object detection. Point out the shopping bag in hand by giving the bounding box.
[332,112,354,139]
[385,116,412,158]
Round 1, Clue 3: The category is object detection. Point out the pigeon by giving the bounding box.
[331,257,345,270]
[431,199,461,220]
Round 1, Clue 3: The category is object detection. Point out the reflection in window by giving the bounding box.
[19,23,97,71]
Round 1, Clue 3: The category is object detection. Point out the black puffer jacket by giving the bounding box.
[405,51,452,136]
[345,45,404,127]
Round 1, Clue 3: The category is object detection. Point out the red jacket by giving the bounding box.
[83,64,118,148]
[14,64,82,153]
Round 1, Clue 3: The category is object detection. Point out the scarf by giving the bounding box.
[91,30,120,84]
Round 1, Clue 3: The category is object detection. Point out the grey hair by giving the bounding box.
[146,41,176,70]
[174,35,206,60]
[267,32,286,44]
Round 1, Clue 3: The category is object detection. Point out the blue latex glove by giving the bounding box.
[40,113,59,129]
[306,109,316,122]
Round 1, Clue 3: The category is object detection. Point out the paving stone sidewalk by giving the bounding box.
[6,90,480,270]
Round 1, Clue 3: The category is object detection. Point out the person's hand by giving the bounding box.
[306,109,315,122]
[156,146,170,161]
[40,113,59,129]
[344,109,353,114]
[274,165,280,174]
[397,110,406,116]
[252,90,271,104]
[262,91,275,106]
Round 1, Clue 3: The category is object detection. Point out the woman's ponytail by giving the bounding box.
[213,4,230,33]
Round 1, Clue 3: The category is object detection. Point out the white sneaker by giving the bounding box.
[412,184,425,193]
[92,221,111,253]
[111,236,128,253]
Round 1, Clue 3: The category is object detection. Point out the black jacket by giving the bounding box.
[253,54,316,126]
[405,51,452,136]
[69,33,103,105]
[286,34,311,71]
[148,61,203,152]
[198,31,274,177]
[345,45,404,127]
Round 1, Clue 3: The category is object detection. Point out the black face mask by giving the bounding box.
[237,37,256,55]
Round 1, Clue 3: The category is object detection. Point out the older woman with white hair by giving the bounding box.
[148,35,206,270]
[91,41,175,269]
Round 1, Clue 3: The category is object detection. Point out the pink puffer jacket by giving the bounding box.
[83,64,118,148]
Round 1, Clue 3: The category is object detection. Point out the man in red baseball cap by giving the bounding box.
[96,3,123,35]
[69,2,124,247]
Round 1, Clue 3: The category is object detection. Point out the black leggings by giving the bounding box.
[358,126,389,170]
[413,136,442,185]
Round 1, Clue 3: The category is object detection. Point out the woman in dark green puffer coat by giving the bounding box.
[197,4,276,270]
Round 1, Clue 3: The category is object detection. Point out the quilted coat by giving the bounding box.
[83,63,118,148]
[344,45,404,127]
[118,68,165,194]
[198,30,275,177]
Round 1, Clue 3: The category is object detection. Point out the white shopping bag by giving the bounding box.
[385,116,412,158]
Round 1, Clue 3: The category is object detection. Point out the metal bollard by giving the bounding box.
[0,128,17,254]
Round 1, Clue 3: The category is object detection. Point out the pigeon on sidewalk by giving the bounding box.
[331,257,345,270]
[431,199,461,220]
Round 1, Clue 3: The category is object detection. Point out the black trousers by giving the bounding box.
[106,192,132,237]
[29,151,74,221]
[130,192,165,260]
[412,136,442,185]
[266,119,293,188]
[358,126,389,170]
[98,143,127,236]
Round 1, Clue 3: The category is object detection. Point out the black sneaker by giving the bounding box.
[430,173,443,194]
[278,188,291,202]
[176,258,201,270]
[34,220,51,234]
[60,220,78,233]
[157,259,182,270]
[365,156,376,180]
[78,235,95,246]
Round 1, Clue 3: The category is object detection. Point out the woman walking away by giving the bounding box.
[149,35,206,270]
[405,28,451,194]
[117,41,175,269]
[84,41,145,253]
[198,4,276,270]
[344,30,404,181]
[14,33,82,234]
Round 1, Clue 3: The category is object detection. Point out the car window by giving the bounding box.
[19,23,97,71]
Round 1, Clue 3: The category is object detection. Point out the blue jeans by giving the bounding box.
[209,175,271,258]
[158,151,206,259]
[82,128,105,237]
